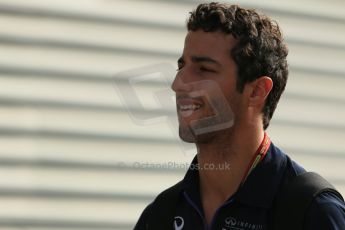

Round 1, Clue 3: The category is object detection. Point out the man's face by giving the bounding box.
[171,30,245,143]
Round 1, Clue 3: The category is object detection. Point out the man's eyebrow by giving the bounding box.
[177,56,221,67]
[191,55,220,66]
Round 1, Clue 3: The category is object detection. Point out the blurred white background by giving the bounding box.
[0,0,344,229]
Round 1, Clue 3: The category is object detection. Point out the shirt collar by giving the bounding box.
[234,143,287,208]
[181,142,287,209]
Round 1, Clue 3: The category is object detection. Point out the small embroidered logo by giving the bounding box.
[223,216,264,230]
[225,217,237,226]
[174,216,184,230]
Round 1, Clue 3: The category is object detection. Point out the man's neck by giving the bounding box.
[196,127,264,224]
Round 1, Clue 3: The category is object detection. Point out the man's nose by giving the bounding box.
[171,70,193,93]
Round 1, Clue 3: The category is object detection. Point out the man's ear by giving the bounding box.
[247,76,273,107]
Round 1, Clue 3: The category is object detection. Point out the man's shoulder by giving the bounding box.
[305,192,345,229]
[151,180,184,208]
[270,144,345,229]
[133,180,184,230]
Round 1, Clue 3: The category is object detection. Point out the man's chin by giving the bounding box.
[178,128,196,143]
[178,126,217,144]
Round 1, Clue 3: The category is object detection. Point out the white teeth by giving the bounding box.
[180,104,201,111]
[178,104,201,117]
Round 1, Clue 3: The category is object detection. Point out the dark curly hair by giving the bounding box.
[187,2,289,129]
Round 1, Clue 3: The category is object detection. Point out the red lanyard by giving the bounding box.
[241,133,271,184]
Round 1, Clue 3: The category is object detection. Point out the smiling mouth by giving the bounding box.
[178,104,202,117]
[179,104,201,111]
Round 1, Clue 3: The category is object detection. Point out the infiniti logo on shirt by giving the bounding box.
[223,216,263,230]
[225,217,237,226]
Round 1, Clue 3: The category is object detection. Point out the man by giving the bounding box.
[135,2,345,229]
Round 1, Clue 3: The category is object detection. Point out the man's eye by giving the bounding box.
[176,63,184,71]
[200,67,214,72]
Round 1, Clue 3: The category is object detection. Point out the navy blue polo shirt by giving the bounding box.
[135,142,345,229]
